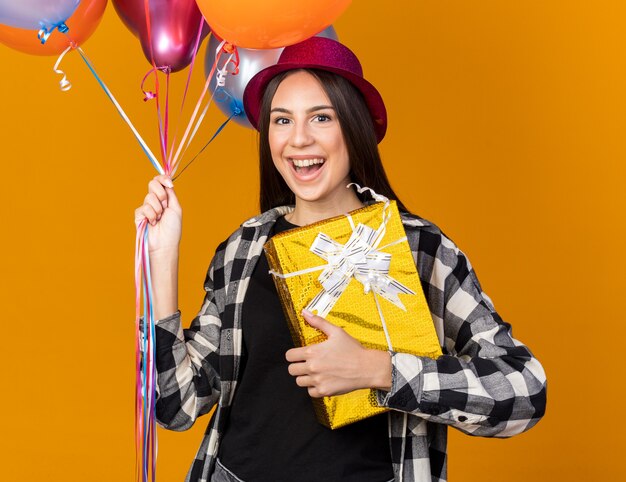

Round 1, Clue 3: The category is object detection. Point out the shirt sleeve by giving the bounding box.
[142,252,224,432]
[376,229,547,438]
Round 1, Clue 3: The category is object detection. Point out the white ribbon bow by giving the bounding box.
[307,222,415,318]
[270,185,416,350]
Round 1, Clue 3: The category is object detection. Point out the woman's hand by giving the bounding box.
[134,174,182,255]
[286,310,392,398]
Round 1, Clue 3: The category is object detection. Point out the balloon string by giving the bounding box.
[142,0,168,174]
[172,114,234,181]
[143,227,157,482]
[174,79,221,172]
[182,18,206,113]
[134,219,149,482]
[74,46,163,173]
[139,3,163,476]
[53,44,74,91]
[170,43,239,175]
[134,220,145,482]
[166,18,206,169]
[137,225,158,482]
[154,73,168,171]
[169,41,225,173]
[164,70,171,171]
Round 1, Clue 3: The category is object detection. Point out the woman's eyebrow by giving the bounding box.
[270,105,336,114]
[306,105,335,113]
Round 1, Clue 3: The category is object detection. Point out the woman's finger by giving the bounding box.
[163,185,181,212]
[155,174,174,189]
[153,175,182,213]
[134,207,147,228]
[144,192,163,217]
[307,387,324,399]
[285,346,309,363]
[288,361,309,377]
[148,179,168,208]
[135,204,158,226]
[295,375,314,388]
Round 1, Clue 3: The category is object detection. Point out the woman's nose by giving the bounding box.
[289,121,314,147]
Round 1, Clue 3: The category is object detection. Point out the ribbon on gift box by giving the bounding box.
[269,184,416,350]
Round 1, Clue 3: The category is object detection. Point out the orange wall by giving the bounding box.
[0,1,624,480]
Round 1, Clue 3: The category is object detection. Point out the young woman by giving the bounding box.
[135,37,547,482]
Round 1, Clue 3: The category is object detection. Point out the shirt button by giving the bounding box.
[458,415,468,422]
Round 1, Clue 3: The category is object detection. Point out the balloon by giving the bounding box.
[195,0,351,49]
[205,38,280,128]
[205,26,338,128]
[0,0,79,32]
[315,26,339,42]
[112,0,209,72]
[0,0,107,56]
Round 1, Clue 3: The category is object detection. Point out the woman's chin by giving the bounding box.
[290,181,354,207]
[291,186,328,204]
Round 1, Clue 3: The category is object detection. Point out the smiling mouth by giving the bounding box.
[289,158,326,176]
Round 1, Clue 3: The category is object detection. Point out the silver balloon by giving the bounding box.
[205,26,338,128]
[316,25,338,41]
[205,37,281,128]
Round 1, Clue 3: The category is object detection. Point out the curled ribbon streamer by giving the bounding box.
[141,67,167,102]
[139,66,172,171]
[269,185,416,350]
[53,44,74,91]
[38,22,69,45]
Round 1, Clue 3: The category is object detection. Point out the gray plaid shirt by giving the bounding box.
[153,206,547,482]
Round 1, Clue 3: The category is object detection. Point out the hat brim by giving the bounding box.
[243,63,387,143]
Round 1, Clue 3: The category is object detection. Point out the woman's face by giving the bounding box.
[268,70,351,206]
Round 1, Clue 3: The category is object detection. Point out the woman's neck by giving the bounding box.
[285,186,364,226]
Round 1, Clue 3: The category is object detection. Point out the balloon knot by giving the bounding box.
[38,29,51,45]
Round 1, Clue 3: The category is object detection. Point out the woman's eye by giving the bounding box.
[315,114,331,122]
[273,117,290,125]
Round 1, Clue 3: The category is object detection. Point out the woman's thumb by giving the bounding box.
[165,185,182,212]
[302,309,337,336]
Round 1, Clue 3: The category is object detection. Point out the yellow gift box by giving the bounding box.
[264,197,442,429]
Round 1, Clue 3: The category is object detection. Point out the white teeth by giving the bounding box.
[291,158,325,167]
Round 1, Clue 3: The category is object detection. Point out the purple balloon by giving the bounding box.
[0,0,79,31]
[112,0,209,72]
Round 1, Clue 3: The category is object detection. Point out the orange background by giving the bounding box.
[0,1,624,480]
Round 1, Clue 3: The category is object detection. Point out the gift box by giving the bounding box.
[264,194,442,429]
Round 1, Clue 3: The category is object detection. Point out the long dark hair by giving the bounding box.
[258,68,407,213]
